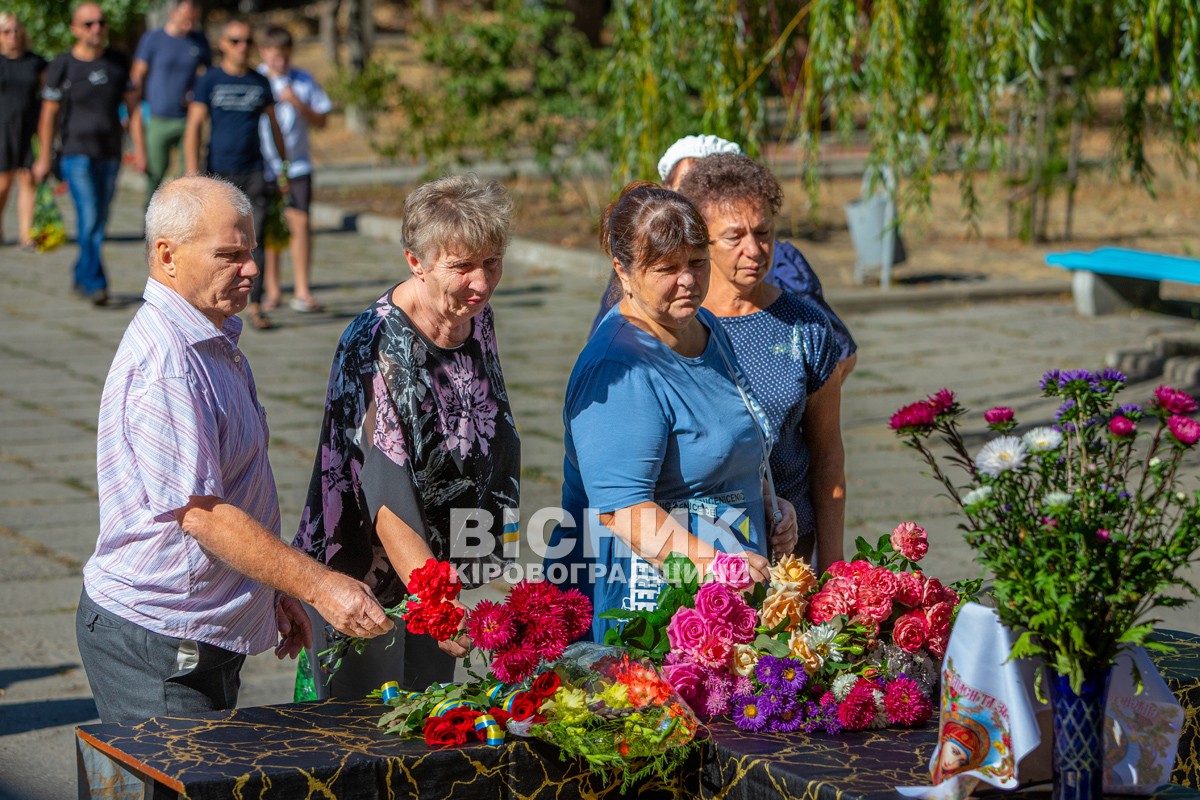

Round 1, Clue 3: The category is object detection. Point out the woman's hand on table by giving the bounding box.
[769,497,799,559]
[313,571,395,639]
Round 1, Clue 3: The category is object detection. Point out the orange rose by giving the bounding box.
[770,555,818,594]
[788,632,824,674]
[761,583,808,631]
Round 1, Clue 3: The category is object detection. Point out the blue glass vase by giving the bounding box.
[1047,668,1111,800]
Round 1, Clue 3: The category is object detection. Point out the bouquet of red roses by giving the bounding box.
[319,558,464,676]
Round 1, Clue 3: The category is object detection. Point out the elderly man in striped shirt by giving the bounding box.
[76,175,393,723]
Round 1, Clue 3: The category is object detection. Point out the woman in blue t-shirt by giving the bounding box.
[677,155,845,574]
[545,183,799,641]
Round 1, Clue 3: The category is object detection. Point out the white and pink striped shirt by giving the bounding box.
[85,278,279,654]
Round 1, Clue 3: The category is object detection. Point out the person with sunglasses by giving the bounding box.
[33,2,146,306]
[184,18,286,330]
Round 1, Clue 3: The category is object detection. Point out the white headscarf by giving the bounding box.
[656,134,744,181]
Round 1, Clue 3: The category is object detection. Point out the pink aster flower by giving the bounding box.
[883,676,934,726]
[983,406,1015,426]
[1154,386,1198,415]
[837,680,879,731]
[465,600,517,650]
[890,401,938,433]
[1109,415,1136,438]
[926,389,957,414]
[1096,528,1112,542]
[1168,415,1200,446]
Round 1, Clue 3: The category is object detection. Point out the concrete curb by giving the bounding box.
[311,199,1072,309]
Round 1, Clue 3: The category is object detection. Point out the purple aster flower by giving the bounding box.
[771,699,805,733]
[1118,403,1143,419]
[1061,369,1094,387]
[772,658,808,694]
[1095,367,1127,385]
[1056,400,1077,420]
[754,655,784,688]
[1040,369,1063,394]
[732,692,775,732]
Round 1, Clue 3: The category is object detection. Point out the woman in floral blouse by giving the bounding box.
[294,175,520,696]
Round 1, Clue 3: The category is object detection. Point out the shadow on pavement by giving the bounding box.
[0,697,97,736]
[0,665,79,692]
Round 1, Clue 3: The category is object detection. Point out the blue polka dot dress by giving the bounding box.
[716,292,840,541]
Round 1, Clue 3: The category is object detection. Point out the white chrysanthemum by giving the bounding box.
[1043,491,1072,509]
[870,688,889,729]
[805,623,838,649]
[975,436,1028,477]
[1022,426,1064,452]
[831,673,859,702]
[962,486,993,507]
[804,623,842,663]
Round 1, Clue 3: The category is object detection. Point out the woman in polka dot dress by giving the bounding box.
[678,154,845,573]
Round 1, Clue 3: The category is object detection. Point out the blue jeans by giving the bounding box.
[60,155,120,293]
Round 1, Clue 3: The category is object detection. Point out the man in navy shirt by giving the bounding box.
[131,0,211,206]
[185,18,285,330]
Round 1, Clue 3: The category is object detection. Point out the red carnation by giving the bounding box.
[407,559,461,604]
[466,600,518,650]
[837,680,879,731]
[405,601,464,641]
[529,670,562,699]
[883,676,933,726]
[488,707,513,728]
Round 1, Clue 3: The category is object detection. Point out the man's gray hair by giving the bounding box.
[145,176,252,260]
[402,175,512,264]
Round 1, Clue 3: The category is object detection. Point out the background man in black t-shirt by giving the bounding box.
[184,18,286,330]
[33,2,145,307]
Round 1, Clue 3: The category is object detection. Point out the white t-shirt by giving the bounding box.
[257,65,332,180]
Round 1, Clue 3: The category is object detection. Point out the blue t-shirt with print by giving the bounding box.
[545,306,770,642]
[716,292,838,541]
[134,28,211,118]
[192,67,272,174]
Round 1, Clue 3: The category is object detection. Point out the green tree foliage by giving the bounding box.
[599,0,805,186]
[804,0,1200,236]
[14,0,152,56]
[334,0,599,174]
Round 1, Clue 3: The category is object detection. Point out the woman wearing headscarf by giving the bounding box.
[293,175,520,695]
[546,182,799,641]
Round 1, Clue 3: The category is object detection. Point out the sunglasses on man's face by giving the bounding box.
[80,18,107,28]
[225,36,253,46]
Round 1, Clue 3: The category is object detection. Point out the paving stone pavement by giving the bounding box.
[3,182,1200,798]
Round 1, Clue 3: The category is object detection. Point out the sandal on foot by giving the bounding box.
[262,295,282,311]
[290,296,325,313]
[248,309,273,330]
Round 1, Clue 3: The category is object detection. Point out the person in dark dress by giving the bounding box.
[33,3,146,306]
[292,175,522,697]
[0,13,45,248]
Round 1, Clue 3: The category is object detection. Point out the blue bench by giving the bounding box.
[1046,247,1200,316]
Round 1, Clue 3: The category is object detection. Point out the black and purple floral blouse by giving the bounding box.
[293,286,520,605]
